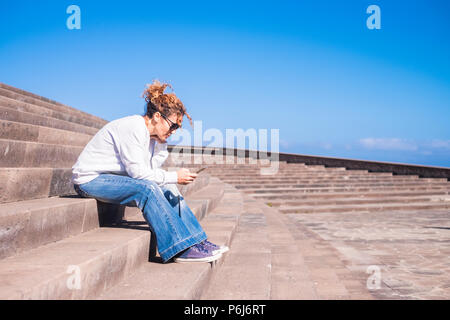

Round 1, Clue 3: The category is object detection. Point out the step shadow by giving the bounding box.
[61,195,162,263]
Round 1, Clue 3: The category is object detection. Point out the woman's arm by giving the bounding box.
[114,127,178,185]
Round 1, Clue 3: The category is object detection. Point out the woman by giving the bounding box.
[71,80,227,263]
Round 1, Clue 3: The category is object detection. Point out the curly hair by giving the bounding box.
[142,79,192,127]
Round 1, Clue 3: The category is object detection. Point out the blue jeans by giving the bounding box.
[73,174,207,263]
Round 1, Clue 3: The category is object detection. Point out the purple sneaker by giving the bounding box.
[174,243,222,263]
[200,240,229,255]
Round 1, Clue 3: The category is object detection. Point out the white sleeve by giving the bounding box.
[151,142,170,169]
[115,127,178,185]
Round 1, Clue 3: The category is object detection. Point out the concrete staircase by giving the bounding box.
[205,163,450,215]
[0,83,230,299]
[184,161,449,299]
[1,83,449,300]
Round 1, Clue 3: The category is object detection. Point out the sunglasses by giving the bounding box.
[159,112,180,132]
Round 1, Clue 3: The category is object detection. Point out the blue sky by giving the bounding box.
[1,0,449,167]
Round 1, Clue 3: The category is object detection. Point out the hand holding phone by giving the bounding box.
[177,168,198,185]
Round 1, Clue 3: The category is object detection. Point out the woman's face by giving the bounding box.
[151,112,180,143]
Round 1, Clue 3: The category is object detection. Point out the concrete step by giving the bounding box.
[277,200,450,214]
[208,168,349,174]
[0,84,107,127]
[233,181,450,190]
[0,196,138,260]
[0,165,207,204]
[0,168,206,204]
[0,176,224,299]
[222,178,447,185]
[96,180,236,300]
[279,208,375,299]
[166,157,288,167]
[210,171,396,178]
[178,173,211,198]
[0,174,211,260]
[186,178,225,221]
[177,162,291,169]
[202,196,274,299]
[203,193,368,299]
[243,185,450,195]
[0,94,104,130]
[0,139,84,168]
[0,119,92,146]
[220,177,446,184]
[265,194,450,207]
[0,224,151,299]
[0,105,100,136]
[249,189,450,201]
[1,168,76,204]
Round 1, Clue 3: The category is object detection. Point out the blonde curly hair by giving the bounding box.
[142,79,192,127]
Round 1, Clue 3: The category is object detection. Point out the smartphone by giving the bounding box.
[195,167,207,174]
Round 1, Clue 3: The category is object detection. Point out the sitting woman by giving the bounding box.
[71,79,227,263]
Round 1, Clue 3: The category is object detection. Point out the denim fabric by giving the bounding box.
[73,174,207,263]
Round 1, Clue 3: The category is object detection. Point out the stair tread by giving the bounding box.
[203,193,368,299]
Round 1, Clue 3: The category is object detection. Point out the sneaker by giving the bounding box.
[174,243,222,263]
[200,240,229,255]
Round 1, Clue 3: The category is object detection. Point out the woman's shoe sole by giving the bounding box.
[174,252,222,263]
[212,246,229,255]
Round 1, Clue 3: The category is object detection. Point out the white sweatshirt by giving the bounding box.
[71,114,178,185]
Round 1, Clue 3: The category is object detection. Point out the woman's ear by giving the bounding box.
[151,112,161,124]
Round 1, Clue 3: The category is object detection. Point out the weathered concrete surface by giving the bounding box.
[0,82,108,125]
[0,119,92,146]
[286,209,450,300]
[0,105,99,135]
[0,87,105,129]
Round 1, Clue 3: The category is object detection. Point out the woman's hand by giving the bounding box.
[177,168,198,185]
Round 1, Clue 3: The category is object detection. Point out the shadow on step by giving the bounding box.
[61,195,162,263]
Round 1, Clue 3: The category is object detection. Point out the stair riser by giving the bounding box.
[0,94,104,129]
[178,174,210,198]
[267,197,444,207]
[245,186,450,194]
[0,119,92,146]
[211,172,393,177]
[0,139,83,168]
[280,203,450,214]
[0,168,210,204]
[181,164,300,169]
[0,168,75,204]
[224,179,448,184]
[187,182,225,221]
[0,105,99,135]
[0,199,99,260]
[0,82,108,125]
[210,169,350,174]
[234,182,450,189]
[251,190,449,200]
